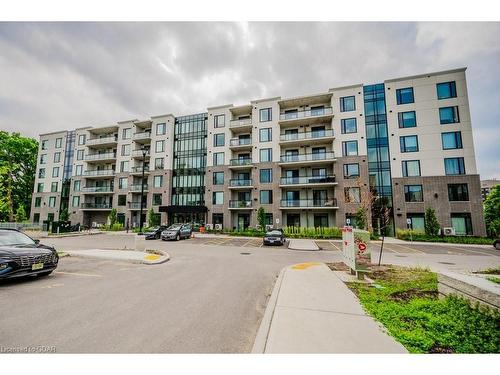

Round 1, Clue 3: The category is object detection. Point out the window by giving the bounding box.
[77,149,84,160]
[212,213,223,225]
[259,108,272,122]
[37,183,44,193]
[153,193,162,205]
[437,81,457,100]
[153,175,163,188]
[260,148,272,162]
[214,115,225,128]
[38,168,45,178]
[155,157,164,170]
[340,96,355,112]
[41,140,48,150]
[400,135,419,152]
[155,140,164,153]
[156,123,166,135]
[214,133,225,147]
[398,111,417,128]
[118,195,127,206]
[444,157,465,175]
[342,140,358,156]
[264,213,273,226]
[75,165,82,176]
[260,190,273,204]
[213,171,224,185]
[52,167,59,178]
[48,196,56,207]
[51,182,58,192]
[55,138,62,148]
[442,132,463,150]
[314,214,328,228]
[343,163,360,178]
[34,197,41,207]
[33,213,40,223]
[212,191,224,205]
[73,180,81,192]
[396,87,414,104]
[448,184,469,201]
[120,161,129,172]
[439,106,460,124]
[404,185,423,202]
[72,196,80,208]
[260,169,272,183]
[341,118,357,134]
[310,105,325,116]
[40,154,47,164]
[119,178,128,189]
[402,160,421,177]
[344,187,361,203]
[78,134,86,145]
[407,214,425,233]
[451,213,472,235]
[213,152,224,166]
[259,128,272,142]
[122,128,131,139]
[121,144,131,156]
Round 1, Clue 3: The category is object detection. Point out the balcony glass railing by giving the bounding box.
[280,129,334,142]
[230,138,252,147]
[129,202,147,209]
[80,203,113,209]
[279,151,335,163]
[229,118,252,127]
[229,200,252,208]
[280,176,336,185]
[86,136,118,146]
[132,149,150,157]
[229,179,252,187]
[230,158,253,166]
[133,132,151,140]
[279,107,333,121]
[130,166,150,173]
[81,186,114,193]
[130,184,149,192]
[83,169,115,177]
[84,152,116,161]
[280,198,338,208]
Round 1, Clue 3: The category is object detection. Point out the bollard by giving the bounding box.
[135,235,146,252]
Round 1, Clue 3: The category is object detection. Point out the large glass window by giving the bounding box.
[213,152,224,166]
[156,123,166,135]
[40,154,47,164]
[34,197,41,207]
[340,96,355,112]
[72,196,80,208]
[119,177,128,189]
[444,157,465,175]
[48,196,56,207]
[214,133,225,147]
[38,168,45,178]
[122,128,131,140]
[73,180,81,192]
[120,161,129,172]
[439,106,460,124]
[41,140,48,150]
[260,168,272,183]
[451,213,472,235]
[37,183,44,193]
[75,165,82,176]
[260,148,272,162]
[153,193,162,205]
[51,182,58,192]
[153,175,163,188]
[259,128,272,142]
[407,214,425,233]
[55,138,62,148]
[213,171,224,185]
[437,81,457,100]
[343,163,360,178]
[155,157,164,170]
[342,140,358,156]
[344,187,361,203]
[396,87,414,104]
[77,149,84,160]
[402,160,421,177]
[118,195,126,206]
[404,185,423,202]
[398,111,417,128]
[121,144,131,156]
[260,190,273,204]
[52,167,59,178]
[341,118,357,134]
[78,134,86,145]
[212,191,224,205]
[259,108,272,122]
[155,140,164,153]
[214,115,225,128]
[400,135,419,152]
[448,184,469,201]
[53,152,61,163]
[442,132,463,150]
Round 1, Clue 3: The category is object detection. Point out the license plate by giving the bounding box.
[32,263,44,271]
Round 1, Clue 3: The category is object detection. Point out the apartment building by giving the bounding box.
[30,67,486,236]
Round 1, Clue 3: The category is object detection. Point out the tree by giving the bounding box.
[14,205,27,222]
[484,184,500,237]
[424,207,440,236]
[59,208,69,222]
[372,196,392,266]
[148,207,160,227]
[257,207,266,230]
[0,132,38,221]
[108,208,117,226]
[353,207,367,230]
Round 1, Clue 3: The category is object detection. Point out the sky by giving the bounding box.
[0,22,499,179]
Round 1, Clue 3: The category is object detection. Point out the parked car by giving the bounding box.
[143,226,168,240]
[494,239,500,250]
[263,229,286,246]
[0,229,59,279]
[161,224,192,241]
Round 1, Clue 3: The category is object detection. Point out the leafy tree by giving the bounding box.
[108,208,117,226]
[424,207,440,236]
[354,207,367,230]
[257,207,266,230]
[484,184,500,237]
[14,205,27,222]
[0,132,38,221]
[59,208,70,222]
[148,207,160,227]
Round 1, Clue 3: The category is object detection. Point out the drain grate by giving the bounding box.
[240,252,251,255]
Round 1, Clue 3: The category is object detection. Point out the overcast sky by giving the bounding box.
[0,22,498,178]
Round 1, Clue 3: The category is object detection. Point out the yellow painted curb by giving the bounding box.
[291,262,322,270]
[144,254,161,261]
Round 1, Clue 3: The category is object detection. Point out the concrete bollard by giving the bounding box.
[135,235,146,252]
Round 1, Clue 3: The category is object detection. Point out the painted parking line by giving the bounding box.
[329,241,341,251]
[55,271,103,278]
[388,243,426,254]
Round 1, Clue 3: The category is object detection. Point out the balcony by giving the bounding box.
[84,152,116,163]
[229,118,252,132]
[279,107,333,126]
[130,166,150,175]
[80,203,113,210]
[229,200,253,209]
[130,184,149,192]
[85,136,118,148]
[81,186,114,194]
[279,176,337,187]
[83,169,115,178]
[229,137,252,151]
[229,158,253,169]
[129,202,147,210]
[280,198,338,209]
[132,149,150,159]
[229,179,253,189]
[279,151,336,166]
[279,129,335,146]
[133,131,152,143]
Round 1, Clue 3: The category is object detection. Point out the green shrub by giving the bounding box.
[102,223,124,231]
[396,229,492,245]
[424,207,440,236]
[283,226,342,239]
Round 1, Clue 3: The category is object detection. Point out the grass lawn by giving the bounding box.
[348,267,500,353]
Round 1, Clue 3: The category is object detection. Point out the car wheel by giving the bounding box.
[495,242,500,250]
[176,234,180,241]
[38,271,53,277]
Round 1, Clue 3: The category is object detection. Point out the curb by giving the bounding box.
[143,249,170,265]
[64,249,170,265]
[252,267,286,353]
[40,232,104,239]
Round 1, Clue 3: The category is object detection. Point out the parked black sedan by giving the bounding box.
[263,229,286,246]
[143,225,168,240]
[0,229,59,279]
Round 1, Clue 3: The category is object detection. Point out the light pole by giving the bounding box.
[139,146,148,233]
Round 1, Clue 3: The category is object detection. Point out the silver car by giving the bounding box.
[161,224,192,241]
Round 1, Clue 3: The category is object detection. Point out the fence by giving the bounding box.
[0,222,43,231]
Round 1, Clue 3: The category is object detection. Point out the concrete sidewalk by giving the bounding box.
[253,262,407,353]
[288,239,319,251]
[65,249,170,265]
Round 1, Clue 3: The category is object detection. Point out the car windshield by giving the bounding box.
[168,225,181,230]
[149,227,159,232]
[266,230,282,236]
[0,230,36,246]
